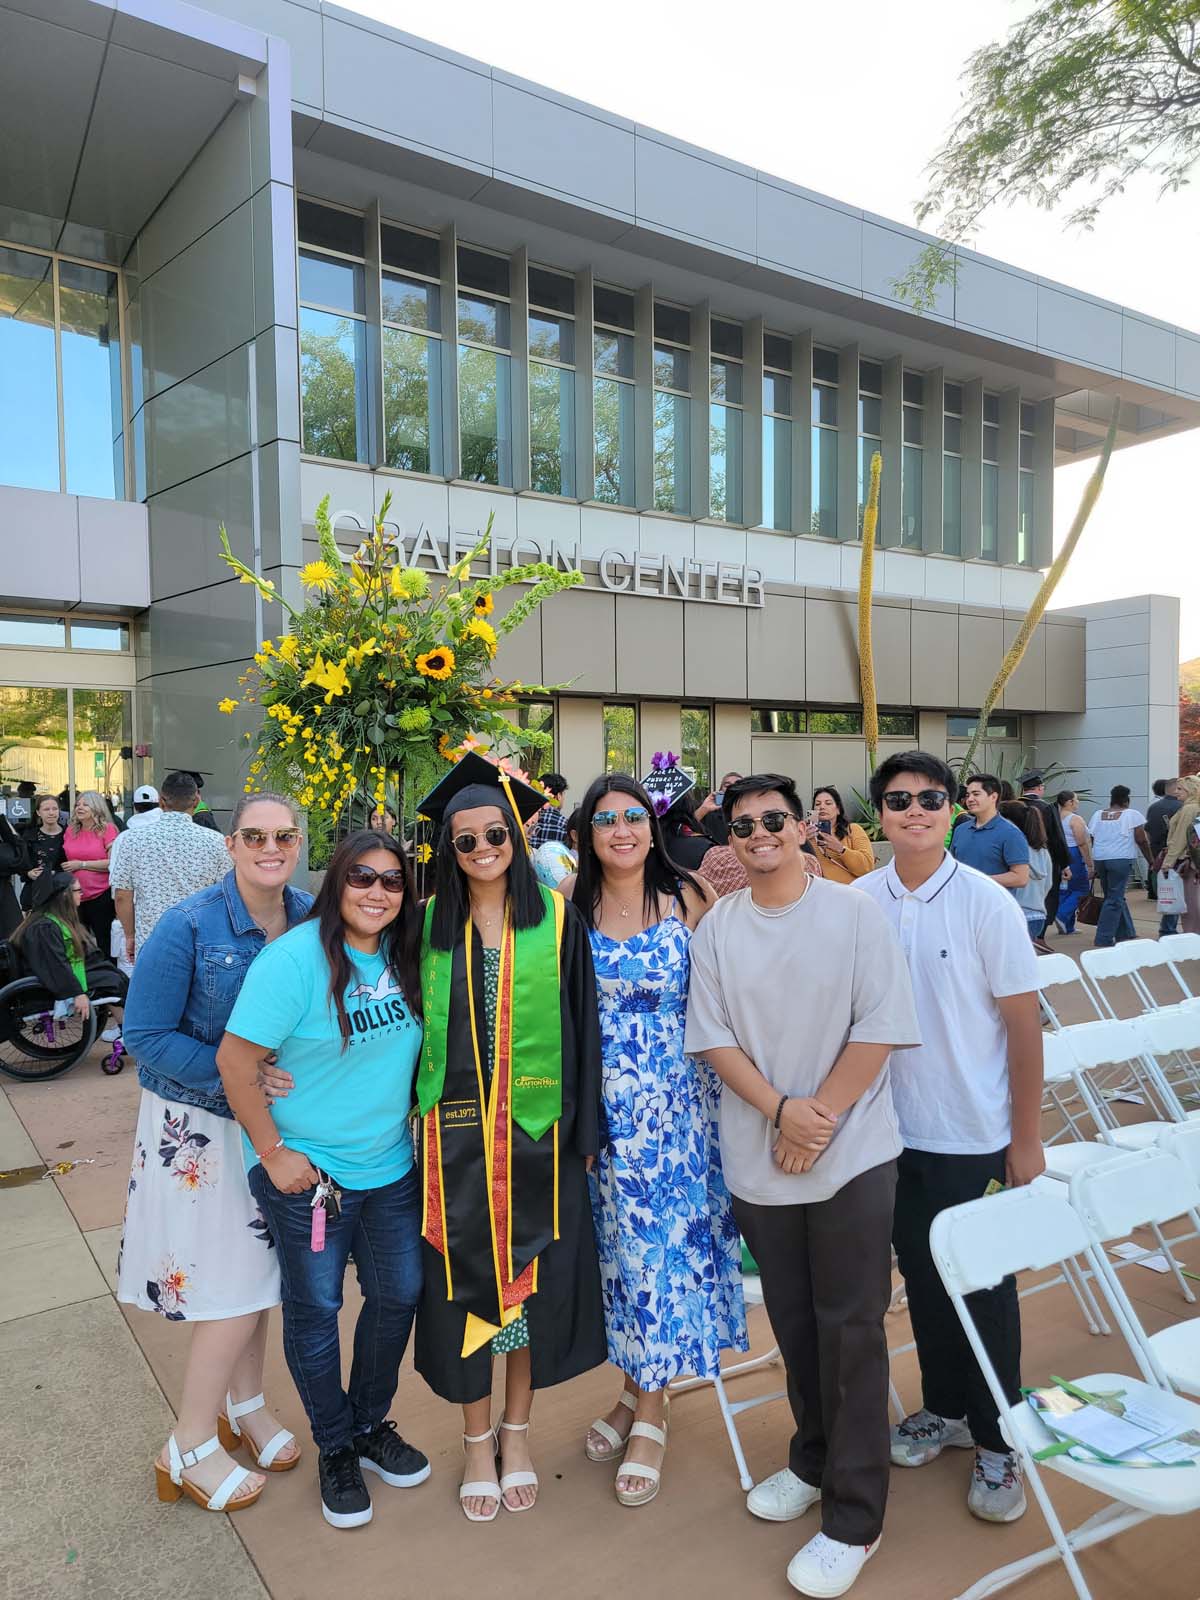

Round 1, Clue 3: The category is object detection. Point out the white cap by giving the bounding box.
[133,784,159,804]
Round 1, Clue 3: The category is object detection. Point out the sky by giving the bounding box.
[347,0,1199,663]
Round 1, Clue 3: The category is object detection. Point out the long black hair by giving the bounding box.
[572,773,702,930]
[429,791,546,952]
[811,784,850,840]
[309,830,422,1046]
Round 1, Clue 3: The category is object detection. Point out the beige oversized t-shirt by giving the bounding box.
[685,878,921,1205]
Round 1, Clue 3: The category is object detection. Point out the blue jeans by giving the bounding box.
[1094,858,1136,947]
[1057,846,1091,933]
[248,1164,422,1453]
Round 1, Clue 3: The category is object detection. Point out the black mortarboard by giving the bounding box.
[640,755,695,817]
[33,869,76,909]
[417,751,546,832]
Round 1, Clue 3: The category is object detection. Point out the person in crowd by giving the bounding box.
[527,773,570,850]
[184,772,222,832]
[654,789,718,871]
[808,785,875,885]
[694,770,744,846]
[1018,771,1070,928]
[1087,784,1153,948]
[950,775,1030,895]
[62,790,119,949]
[368,806,397,836]
[685,773,919,1598]
[116,794,309,1515]
[1163,776,1200,935]
[126,784,162,829]
[0,809,30,938]
[565,775,745,1509]
[1054,791,1094,935]
[532,806,579,889]
[10,869,127,1028]
[111,770,231,963]
[1000,800,1051,949]
[1146,777,1184,935]
[858,752,1043,1527]
[412,754,604,1522]
[218,830,428,1532]
[19,794,65,911]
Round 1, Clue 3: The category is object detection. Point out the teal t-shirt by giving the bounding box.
[226,919,421,1190]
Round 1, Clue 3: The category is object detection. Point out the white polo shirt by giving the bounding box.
[855,853,1038,1155]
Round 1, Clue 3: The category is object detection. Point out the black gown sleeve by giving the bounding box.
[560,899,602,1159]
[21,920,84,999]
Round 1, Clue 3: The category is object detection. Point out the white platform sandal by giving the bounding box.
[497,1419,538,1512]
[585,1389,637,1462]
[155,1433,263,1512]
[217,1392,300,1472]
[459,1428,501,1523]
[615,1417,668,1508]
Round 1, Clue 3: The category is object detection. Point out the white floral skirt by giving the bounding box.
[116,1090,281,1321]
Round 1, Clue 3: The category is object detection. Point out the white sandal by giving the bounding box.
[217,1392,299,1472]
[459,1428,501,1523]
[497,1419,538,1513]
[615,1417,668,1508]
[155,1433,262,1512]
[585,1389,637,1462]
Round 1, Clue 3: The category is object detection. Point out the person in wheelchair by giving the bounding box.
[9,869,127,1034]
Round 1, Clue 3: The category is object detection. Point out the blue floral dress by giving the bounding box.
[588,914,747,1390]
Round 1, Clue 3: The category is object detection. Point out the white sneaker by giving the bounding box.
[890,1407,973,1467]
[747,1467,821,1522]
[100,1026,121,1042]
[787,1531,880,1597]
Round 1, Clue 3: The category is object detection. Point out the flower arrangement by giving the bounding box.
[217,492,583,862]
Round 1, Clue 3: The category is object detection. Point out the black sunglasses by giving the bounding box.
[881,789,950,813]
[346,863,407,891]
[729,809,795,839]
[452,823,510,854]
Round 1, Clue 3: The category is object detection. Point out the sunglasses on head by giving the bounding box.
[591,806,650,829]
[346,863,407,892]
[451,824,510,854]
[234,826,302,849]
[881,789,950,813]
[729,809,795,839]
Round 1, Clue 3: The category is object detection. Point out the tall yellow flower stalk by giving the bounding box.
[858,450,883,771]
[960,400,1120,777]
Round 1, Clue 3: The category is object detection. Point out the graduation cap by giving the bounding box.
[639,751,695,817]
[33,869,76,909]
[417,750,547,834]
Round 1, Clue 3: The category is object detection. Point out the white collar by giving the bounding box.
[883,851,958,904]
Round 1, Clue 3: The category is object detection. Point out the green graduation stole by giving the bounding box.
[47,915,87,992]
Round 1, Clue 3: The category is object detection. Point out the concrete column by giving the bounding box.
[714,702,753,782]
[791,331,813,535]
[638,701,682,772]
[690,300,711,521]
[439,223,460,479]
[557,696,605,790]
[961,378,984,560]
[922,367,944,554]
[574,267,594,504]
[743,316,764,530]
[837,342,859,542]
[634,283,654,510]
[510,245,530,492]
[918,709,948,762]
[997,387,1020,567]
[880,355,903,547]
[1033,397,1054,569]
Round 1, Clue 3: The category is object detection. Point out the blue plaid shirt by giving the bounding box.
[529,803,569,848]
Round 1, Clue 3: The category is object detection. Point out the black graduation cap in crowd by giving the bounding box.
[417,750,547,833]
[640,754,695,817]
[33,869,76,909]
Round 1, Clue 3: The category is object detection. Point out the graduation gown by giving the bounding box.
[414,896,606,1404]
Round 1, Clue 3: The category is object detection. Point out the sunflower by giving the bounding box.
[472,591,494,617]
[416,647,455,680]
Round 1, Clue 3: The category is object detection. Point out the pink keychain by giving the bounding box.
[310,1199,326,1252]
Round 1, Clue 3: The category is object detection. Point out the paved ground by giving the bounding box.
[2,889,1199,1600]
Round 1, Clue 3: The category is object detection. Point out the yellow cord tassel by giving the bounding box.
[858,450,883,772]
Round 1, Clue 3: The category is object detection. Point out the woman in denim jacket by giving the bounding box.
[117,793,312,1514]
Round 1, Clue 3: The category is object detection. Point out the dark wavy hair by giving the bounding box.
[1000,799,1047,850]
[308,830,422,1047]
[571,773,702,930]
[429,791,546,951]
[812,784,850,841]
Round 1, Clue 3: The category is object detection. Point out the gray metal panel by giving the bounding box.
[871,602,912,704]
[615,596,683,696]
[997,388,1020,567]
[175,0,324,108]
[689,300,711,521]
[490,584,543,685]
[790,330,812,538]
[1121,316,1176,390]
[363,199,383,468]
[954,257,1037,347]
[1175,335,1200,399]
[251,180,298,338]
[633,282,654,511]
[1037,284,1122,372]
[836,342,858,541]
[253,323,300,448]
[136,99,252,285]
[999,616,1046,712]
[756,182,861,291]
[910,605,958,705]
[1032,397,1054,570]
[961,379,983,561]
[861,220,954,321]
[140,201,255,400]
[438,223,460,477]
[145,452,255,602]
[541,587,615,693]
[683,602,747,700]
[0,487,82,605]
[742,316,764,532]
[510,244,530,492]
[634,136,756,258]
[78,495,150,608]
[921,367,944,553]
[0,8,105,226]
[142,343,252,500]
[804,597,859,703]
[747,592,804,700]
[493,82,635,217]
[879,355,902,547]
[573,267,594,503]
[958,610,1003,707]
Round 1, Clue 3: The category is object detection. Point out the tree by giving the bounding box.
[897,0,1200,309]
[1181,689,1200,773]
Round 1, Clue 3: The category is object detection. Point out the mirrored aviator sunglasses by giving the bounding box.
[880,789,950,813]
[346,863,407,891]
[234,826,303,848]
[591,806,651,829]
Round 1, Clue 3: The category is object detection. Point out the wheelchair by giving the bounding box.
[0,941,126,1082]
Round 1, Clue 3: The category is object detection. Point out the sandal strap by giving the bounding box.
[463,1428,497,1447]
[170,1433,221,1476]
[459,1479,501,1501]
[497,1420,529,1434]
[254,1427,295,1468]
[619,1462,661,1485]
[499,1470,538,1491]
[208,1463,254,1512]
[617,1391,637,1412]
[589,1418,625,1451]
[628,1420,667,1447]
[225,1391,266,1422]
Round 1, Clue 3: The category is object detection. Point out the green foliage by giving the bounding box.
[895,0,1200,309]
[849,787,886,841]
[949,746,1088,803]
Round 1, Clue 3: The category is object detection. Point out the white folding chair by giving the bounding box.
[1110,1010,1200,1140]
[1081,939,1193,1018]
[1036,952,1105,1031]
[1069,1145,1200,1399]
[1159,932,1200,1000]
[931,1185,1200,1600]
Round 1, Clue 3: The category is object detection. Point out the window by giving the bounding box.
[528,266,575,497]
[71,620,130,651]
[942,382,963,556]
[751,707,807,734]
[901,371,923,548]
[947,713,1020,739]
[298,202,368,463]
[857,359,883,534]
[73,689,132,803]
[0,245,124,498]
[710,319,743,522]
[981,392,999,561]
[0,685,68,799]
[809,710,863,735]
[878,710,917,736]
[593,284,635,505]
[514,700,555,779]
[603,703,637,774]
[0,614,67,648]
[1018,402,1036,565]
[762,334,792,531]
[810,347,838,536]
[0,684,135,817]
[382,223,442,475]
[457,244,512,486]
[653,302,690,514]
[681,705,711,794]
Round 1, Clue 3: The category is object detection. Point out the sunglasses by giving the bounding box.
[729,810,794,839]
[591,806,651,829]
[234,827,303,849]
[346,863,407,892]
[881,789,950,813]
[452,824,510,854]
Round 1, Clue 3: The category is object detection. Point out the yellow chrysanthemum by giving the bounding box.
[299,559,339,593]
[416,647,455,680]
[465,617,497,656]
[276,634,300,665]
[472,591,494,617]
[217,697,239,714]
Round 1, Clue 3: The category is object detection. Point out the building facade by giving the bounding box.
[0,0,1191,824]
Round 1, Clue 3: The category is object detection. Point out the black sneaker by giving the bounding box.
[354,1419,431,1488]
[319,1445,373,1528]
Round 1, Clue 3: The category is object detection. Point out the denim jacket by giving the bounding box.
[125,870,313,1117]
